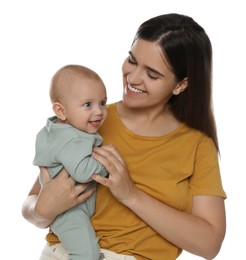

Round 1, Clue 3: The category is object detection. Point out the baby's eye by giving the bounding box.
[100,100,107,107]
[83,102,92,108]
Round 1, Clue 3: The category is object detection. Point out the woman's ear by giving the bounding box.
[52,102,67,121]
[173,77,188,95]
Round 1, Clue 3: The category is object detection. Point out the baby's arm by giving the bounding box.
[59,137,107,183]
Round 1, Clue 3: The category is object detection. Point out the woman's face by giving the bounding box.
[122,39,183,110]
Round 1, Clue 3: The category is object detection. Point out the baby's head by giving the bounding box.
[50,64,107,134]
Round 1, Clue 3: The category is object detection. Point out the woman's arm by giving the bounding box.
[125,189,225,259]
[92,145,226,259]
[22,168,95,229]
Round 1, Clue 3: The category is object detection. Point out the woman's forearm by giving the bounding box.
[22,169,95,229]
[21,174,56,229]
[22,194,54,229]
[124,188,226,259]
[92,146,226,259]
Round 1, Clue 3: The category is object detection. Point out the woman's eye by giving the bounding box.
[128,56,136,64]
[148,72,158,80]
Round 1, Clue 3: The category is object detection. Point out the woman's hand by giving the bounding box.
[22,167,95,228]
[92,145,137,205]
[38,167,94,217]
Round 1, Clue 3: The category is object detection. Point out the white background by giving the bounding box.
[1,0,245,259]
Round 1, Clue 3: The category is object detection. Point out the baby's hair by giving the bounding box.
[49,64,102,103]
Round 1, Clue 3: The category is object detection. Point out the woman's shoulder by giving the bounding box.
[105,102,120,121]
[179,123,216,147]
[106,102,118,111]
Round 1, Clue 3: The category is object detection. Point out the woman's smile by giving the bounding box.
[127,84,146,94]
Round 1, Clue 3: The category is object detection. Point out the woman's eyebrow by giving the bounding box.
[129,51,165,77]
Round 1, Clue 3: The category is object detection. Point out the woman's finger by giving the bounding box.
[73,182,91,196]
[57,167,71,179]
[93,151,118,175]
[92,174,111,187]
[95,145,125,164]
[39,167,51,184]
[76,184,96,204]
[93,146,124,172]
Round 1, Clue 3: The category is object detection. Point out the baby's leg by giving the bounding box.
[51,203,100,260]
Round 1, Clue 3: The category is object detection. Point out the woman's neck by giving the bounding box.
[116,101,181,136]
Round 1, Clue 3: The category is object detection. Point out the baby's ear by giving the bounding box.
[52,102,66,121]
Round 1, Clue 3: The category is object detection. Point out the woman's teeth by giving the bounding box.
[128,84,143,93]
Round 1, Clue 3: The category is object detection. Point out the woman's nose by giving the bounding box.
[127,68,143,85]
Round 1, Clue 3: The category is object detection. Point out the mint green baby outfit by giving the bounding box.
[33,116,107,260]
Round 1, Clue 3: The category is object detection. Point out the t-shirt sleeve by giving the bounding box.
[189,136,227,198]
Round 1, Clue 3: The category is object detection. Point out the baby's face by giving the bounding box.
[62,77,107,134]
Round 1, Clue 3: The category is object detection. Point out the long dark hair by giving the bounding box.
[134,13,219,151]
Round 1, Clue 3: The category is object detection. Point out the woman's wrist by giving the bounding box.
[120,185,142,210]
[33,204,52,228]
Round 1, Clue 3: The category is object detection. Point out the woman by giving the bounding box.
[22,13,226,260]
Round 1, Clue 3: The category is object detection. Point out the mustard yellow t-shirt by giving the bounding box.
[46,102,226,259]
